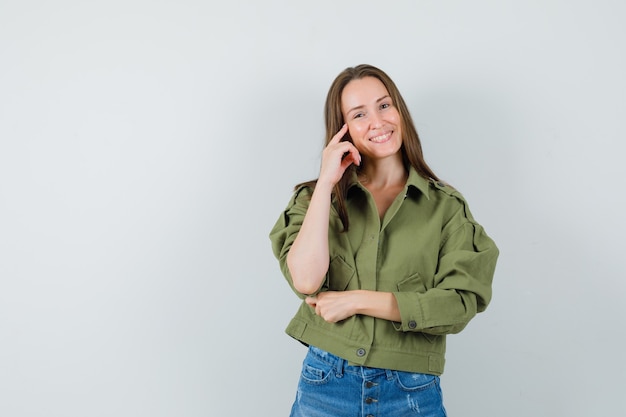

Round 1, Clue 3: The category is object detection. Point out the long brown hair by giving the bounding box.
[297,64,440,231]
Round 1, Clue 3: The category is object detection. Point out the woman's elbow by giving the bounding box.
[287,256,327,295]
[293,280,320,296]
[287,252,328,294]
[289,268,326,295]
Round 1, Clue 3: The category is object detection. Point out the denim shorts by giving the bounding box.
[290,345,447,417]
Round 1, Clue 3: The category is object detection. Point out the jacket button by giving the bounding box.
[408,320,417,329]
[356,348,366,357]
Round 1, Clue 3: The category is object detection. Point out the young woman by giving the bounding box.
[270,64,499,417]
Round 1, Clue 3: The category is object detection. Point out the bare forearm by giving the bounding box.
[353,290,401,322]
[286,182,334,294]
[307,290,401,323]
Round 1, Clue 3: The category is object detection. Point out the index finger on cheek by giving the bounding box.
[331,124,348,143]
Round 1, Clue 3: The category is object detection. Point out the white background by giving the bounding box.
[1,1,625,416]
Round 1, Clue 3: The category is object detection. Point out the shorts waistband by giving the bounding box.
[308,345,394,379]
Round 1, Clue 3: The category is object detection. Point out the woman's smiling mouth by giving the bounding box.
[369,131,393,143]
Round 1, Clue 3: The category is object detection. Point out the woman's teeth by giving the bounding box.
[370,132,391,143]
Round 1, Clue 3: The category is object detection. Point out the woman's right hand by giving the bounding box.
[318,124,361,188]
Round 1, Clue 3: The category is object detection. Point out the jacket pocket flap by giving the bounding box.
[396,272,427,293]
[323,256,355,291]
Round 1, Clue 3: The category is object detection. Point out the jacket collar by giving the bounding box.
[347,165,431,200]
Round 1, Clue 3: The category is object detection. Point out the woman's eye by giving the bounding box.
[380,103,390,109]
[353,112,364,119]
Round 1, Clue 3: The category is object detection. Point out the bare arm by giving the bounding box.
[305,290,401,323]
[286,124,360,295]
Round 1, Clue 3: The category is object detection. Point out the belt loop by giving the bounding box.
[335,357,344,378]
[385,369,394,380]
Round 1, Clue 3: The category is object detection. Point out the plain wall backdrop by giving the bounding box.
[1,0,625,415]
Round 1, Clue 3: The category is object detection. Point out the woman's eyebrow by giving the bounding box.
[345,95,390,114]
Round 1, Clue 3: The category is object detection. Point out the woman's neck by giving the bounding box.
[358,155,407,190]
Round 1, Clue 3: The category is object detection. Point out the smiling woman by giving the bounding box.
[341,76,403,162]
[341,76,406,219]
[269,64,499,417]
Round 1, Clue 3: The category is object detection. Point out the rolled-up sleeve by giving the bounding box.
[269,186,313,299]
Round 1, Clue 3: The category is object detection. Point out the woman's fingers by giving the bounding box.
[306,292,354,323]
[329,123,349,144]
[343,143,361,167]
[332,124,360,166]
[320,142,359,184]
[326,129,361,166]
[318,124,361,186]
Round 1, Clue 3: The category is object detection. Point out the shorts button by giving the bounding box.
[356,348,366,357]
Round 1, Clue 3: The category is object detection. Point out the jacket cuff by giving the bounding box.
[392,292,424,332]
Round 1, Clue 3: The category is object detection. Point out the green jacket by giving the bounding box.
[269,167,499,375]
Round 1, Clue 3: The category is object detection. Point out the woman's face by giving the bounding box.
[341,76,402,161]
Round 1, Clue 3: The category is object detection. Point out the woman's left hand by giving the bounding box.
[305,291,358,323]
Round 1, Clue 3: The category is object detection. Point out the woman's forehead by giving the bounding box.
[341,77,390,112]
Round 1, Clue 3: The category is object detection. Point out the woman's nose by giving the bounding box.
[370,112,383,129]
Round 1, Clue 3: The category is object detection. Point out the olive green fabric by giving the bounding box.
[269,167,499,375]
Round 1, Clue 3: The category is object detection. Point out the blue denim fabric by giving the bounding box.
[290,346,447,417]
